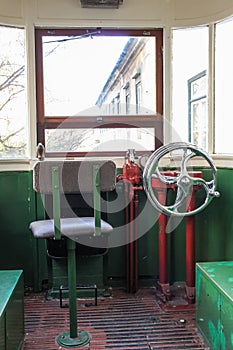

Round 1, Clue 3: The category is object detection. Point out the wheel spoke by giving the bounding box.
[166,186,186,211]
[151,172,178,186]
[181,148,195,174]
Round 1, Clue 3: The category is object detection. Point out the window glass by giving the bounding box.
[188,71,207,149]
[172,27,208,149]
[0,26,27,158]
[45,127,155,153]
[42,35,156,116]
[215,17,233,154]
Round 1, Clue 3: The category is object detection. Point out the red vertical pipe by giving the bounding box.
[124,178,142,293]
[157,190,168,286]
[129,192,135,293]
[125,181,130,293]
[125,180,135,294]
[186,191,196,303]
[134,191,139,292]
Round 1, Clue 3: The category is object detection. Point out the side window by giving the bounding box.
[188,70,207,149]
[0,26,27,158]
[215,17,233,154]
[172,27,208,149]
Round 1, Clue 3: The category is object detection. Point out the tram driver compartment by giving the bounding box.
[27,141,224,349]
[2,1,233,349]
[31,142,221,303]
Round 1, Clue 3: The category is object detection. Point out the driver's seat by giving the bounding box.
[30,160,116,240]
[29,159,116,347]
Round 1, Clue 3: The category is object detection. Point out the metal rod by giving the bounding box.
[157,190,168,285]
[52,167,61,240]
[134,190,139,292]
[125,181,130,293]
[67,238,78,338]
[186,191,196,303]
[156,189,171,299]
[93,164,101,236]
[129,193,134,293]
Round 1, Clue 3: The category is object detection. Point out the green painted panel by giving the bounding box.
[0,270,23,317]
[0,171,47,289]
[0,270,24,350]
[105,184,127,284]
[196,269,221,349]
[49,255,104,289]
[196,168,233,262]
[0,316,6,350]
[5,276,24,350]
[106,184,159,287]
[138,190,158,280]
[196,261,233,350]
[0,172,34,285]
[221,293,233,350]
[169,219,186,283]
[1,167,233,289]
[197,261,233,301]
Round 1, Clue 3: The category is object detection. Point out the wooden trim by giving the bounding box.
[35,28,164,154]
[35,29,45,124]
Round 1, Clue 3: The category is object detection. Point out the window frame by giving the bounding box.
[35,28,164,157]
[188,69,207,149]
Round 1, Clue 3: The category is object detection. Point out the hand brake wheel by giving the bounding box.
[143,142,220,216]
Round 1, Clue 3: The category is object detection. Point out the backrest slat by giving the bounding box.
[33,160,116,194]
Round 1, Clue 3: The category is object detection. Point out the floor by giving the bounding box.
[23,287,209,350]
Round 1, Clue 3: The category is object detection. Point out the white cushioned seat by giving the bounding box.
[29,217,113,239]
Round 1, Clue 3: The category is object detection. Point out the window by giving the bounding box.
[172,26,208,149]
[215,17,233,154]
[116,93,120,114]
[136,82,142,113]
[35,28,163,157]
[0,26,27,159]
[124,82,130,114]
[133,70,142,113]
[172,19,233,156]
[188,70,207,149]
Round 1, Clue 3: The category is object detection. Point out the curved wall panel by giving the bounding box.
[0,0,232,26]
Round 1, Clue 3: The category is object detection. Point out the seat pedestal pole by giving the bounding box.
[56,239,91,348]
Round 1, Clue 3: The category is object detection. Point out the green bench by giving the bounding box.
[0,270,24,350]
[196,261,233,350]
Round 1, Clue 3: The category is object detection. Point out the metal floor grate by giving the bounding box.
[24,288,209,349]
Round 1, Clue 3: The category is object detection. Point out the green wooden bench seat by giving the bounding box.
[0,270,24,350]
[196,261,233,350]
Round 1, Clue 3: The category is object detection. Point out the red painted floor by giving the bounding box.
[24,287,208,349]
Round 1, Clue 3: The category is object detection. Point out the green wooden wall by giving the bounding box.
[0,168,232,289]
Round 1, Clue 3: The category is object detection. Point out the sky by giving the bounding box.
[43,35,129,115]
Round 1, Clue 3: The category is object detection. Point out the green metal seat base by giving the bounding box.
[56,330,91,348]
